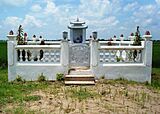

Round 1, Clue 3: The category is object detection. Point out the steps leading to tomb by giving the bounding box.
[65,68,95,85]
[65,81,95,85]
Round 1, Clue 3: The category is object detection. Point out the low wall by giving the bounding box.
[92,64,151,82]
[14,64,68,81]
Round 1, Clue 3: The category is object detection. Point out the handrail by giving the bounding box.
[15,45,61,49]
[27,41,61,45]
[99,41,134,44]
[99,46,144,50]
[99,41,145,50]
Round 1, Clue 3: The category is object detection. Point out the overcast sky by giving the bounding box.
[0,0,160,40]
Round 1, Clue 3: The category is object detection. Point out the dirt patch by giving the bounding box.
[3,81,160,114]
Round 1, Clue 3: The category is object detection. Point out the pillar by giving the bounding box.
[61,40,69,67]
[143,34,152,83]
[90,39,98,67]
[7,34,17,81]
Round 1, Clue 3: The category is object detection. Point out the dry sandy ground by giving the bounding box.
[3,80,160,114]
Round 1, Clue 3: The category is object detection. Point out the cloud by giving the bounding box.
[3,16,22,27]
[79,0,110,18]
[44,0,58,15]
[155,0,160,5]
[3,15,44,30]
[1,0,160,40]
[133,4,158,27]
[0,0,28,6]
[123,2,138,12]
[90,16,119,27]
[30,4,42,12]
[23,15,44,28]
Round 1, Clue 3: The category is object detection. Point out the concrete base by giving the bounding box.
[92,64,151,83]
[9,63,68,81]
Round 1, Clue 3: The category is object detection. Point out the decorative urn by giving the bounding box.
[63,31,68,40]
[112,35,117,41]
[129,32,135,41]
[92,31,97,40]
[120,34,124,41]
[32,35,36,42]
[143,31,152,41]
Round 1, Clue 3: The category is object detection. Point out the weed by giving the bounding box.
[56,73,64,81]
[23,95,41,102]
[70,87,97,101]
[4,106,36,114]
[37,73,46,82]
[125,90,128,97]
[14,75,24,82]
[140,91,147,108]
[100,75,105,79]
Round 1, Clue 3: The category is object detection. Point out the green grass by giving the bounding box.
[0,69,49,108]
[23,95,42,102]
[0,41,7,68]
[69,87,97,101]
[152,43,160,68]
[4,106,36,114]
[151,68,160,89]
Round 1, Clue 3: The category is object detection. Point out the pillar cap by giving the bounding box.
[143,35,152,41]
[7,35,17,41]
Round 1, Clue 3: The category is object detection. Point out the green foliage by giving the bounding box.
[151,80,160,89]
[0,69,49,107]
[37,73,46,82]
[152,43,160,68]
[116,56,123,62]
[133,26,141,46]
[133,33,141,46]
[100,75,105,79]
[70,87,97,101]
[4,106,36,114]
[0,41,7,69]
[23,95,41,101]
[15,75,24,82]
[102,77,138,85]
[16,25,25,45]
[56,73,64,81]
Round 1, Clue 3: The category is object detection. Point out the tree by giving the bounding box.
[17,25,24,45]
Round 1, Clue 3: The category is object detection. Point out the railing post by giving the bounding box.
[61,40,69,67]
[7,34,17,81]
[143,33,152,83]
[90,39,98,67]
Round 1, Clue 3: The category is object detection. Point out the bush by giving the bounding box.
[37,73,46,82]
[56,73,64,81]
[100,76,105,79]
[14,75,24,82]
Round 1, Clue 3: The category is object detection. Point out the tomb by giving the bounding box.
[7,19,152,84]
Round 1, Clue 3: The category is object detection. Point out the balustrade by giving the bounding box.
[98,41,144,64]
[16,45,61,63]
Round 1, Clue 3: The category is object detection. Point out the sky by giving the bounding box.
[0,0,160,40]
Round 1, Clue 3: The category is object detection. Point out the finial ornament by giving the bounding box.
[76,17,79,22]
[9,30,14,35]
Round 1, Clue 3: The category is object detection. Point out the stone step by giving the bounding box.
[65,81,95,85]
[65,68,95,85]
[68,67,91,74]
[71,67,90,70]
[65,74,94,77]
[65,75,94,81]
[69,70,92,75]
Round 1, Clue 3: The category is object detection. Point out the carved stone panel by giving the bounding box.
[69,44,90,67]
